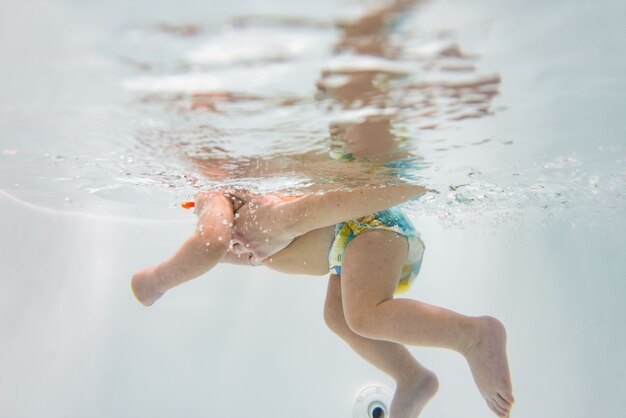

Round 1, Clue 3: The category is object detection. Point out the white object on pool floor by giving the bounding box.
[352,385,393,418]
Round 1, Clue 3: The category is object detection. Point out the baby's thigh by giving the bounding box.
[340,229,408,309]
[195,193,235,243]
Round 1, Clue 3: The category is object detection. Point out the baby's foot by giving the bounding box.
[391,369,439,418]
[131,267,165,307]
[464,316,515,417]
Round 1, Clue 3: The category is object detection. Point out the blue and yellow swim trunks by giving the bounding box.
[329,207,425,294]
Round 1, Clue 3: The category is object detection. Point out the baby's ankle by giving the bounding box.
[457,316,484,356]
[395,367,438,389]
[460,316,502,357]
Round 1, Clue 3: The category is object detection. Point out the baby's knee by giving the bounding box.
[195,207,234,252]
[194,227,230,255]
[344,307,377,339]
[195,192,235,219]
[324,293,354,337]
[323,300,345,334]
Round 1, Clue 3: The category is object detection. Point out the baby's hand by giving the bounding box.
[229,193,294,263]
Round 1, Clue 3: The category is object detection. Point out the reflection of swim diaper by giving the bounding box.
[328,207,425,294]
[328,141,424,183]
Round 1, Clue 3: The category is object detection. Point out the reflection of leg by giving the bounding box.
[340,230,514,417]
[131,193,233,306]
[325,275,438,418]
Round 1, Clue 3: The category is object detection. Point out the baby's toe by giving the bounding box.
[487,398,507,417]
[499,391,515,405]
[492,394,511,414]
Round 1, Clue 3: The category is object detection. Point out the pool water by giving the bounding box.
[1,0,625,417]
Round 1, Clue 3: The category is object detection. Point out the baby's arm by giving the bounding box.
[131,192,234,306]
[283,183,427,236]
[231,183,427,260]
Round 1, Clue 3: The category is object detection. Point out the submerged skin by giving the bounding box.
[131,0,514,415]
[131,186,514,418]
[131,183,426,302]
[234,196,514,418]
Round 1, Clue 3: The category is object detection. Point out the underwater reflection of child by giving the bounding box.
[131,187,514,418]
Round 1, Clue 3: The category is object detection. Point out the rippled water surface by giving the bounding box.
[3,0,623,224]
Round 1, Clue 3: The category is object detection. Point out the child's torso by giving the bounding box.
[261,226,335,276]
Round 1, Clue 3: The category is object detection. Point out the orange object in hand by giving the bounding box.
[181,201,195,209]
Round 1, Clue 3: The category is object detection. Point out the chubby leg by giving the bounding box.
[325,275,438,418]
[340,230,514,417]
[131,192,234,306]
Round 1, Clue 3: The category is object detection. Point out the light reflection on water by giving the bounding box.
[2,0,623,226]
[121,0,505,202]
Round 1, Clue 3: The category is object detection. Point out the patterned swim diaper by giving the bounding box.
[328,207,425,294]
